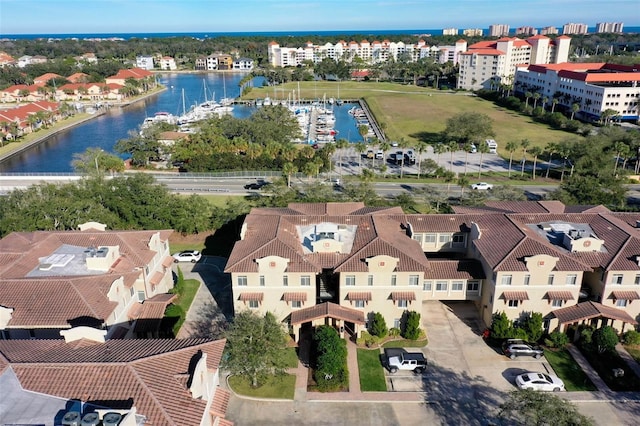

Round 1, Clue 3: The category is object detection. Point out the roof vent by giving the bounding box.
[102,413,123,426]
[61,411,81,426]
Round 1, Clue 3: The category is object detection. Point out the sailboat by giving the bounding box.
[336,81,344,105]
[218,73,234,114]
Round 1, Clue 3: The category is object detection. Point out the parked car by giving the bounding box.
[366,150,375,159]
[172,250,202,263]
[471,182,494,190]
[502,339,544,359]
[515,372,565,392]
[382,348,427,374]
[469,144,477,153]
[375,150,384,159]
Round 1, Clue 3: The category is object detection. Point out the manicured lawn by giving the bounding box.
[357,348,387,391]
[244,81,580,158]
[228,374,296,399]
[579,346,640,391]
[382,338,428,348]
[165,277,200,335]
[194,194,247,207]
[543,349,597,391]
[281,347,300,368]
[625,345,640,363]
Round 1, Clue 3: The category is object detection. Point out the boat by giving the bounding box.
[141,111,177,129]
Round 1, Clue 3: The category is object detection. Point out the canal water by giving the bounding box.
[0,74,364,173]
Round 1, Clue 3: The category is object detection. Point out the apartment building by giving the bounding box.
[226,202,640,341]
[158,56,177,70]
[442,28,458,36]
[0,223,175,340]
[516,26,538,36]
[135,55,155,70]
[463,28,483,37]
[513,62,640,122]
[540,26,559,36]
[563,23,589,35]
[457,35,571,90]
[489,24,510,37]
[597,22,624,33]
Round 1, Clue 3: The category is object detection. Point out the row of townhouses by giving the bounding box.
[227,202,640,342]
[513,62,640,122]
[194,54,254,71]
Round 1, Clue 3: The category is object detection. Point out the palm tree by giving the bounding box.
[545,142,558,178]
[358,124,369,144]
[433,143,447,166]
[542,96,549,111]
[354,142,367,173]
[551,97,559,113]
[335,138,349,177]
[613,141,629,174]
[505,141,518,178]
[282,162,298,188]
[529,146,543,180]
[570,103,580,120]
[462,142,473,175]
[447,141,458,172]
[476,141,489,178]
[533,93,541,109]
[414,141,429,179]
[457,175,470,199]
[520,139,530,177]
[524,91,533,108]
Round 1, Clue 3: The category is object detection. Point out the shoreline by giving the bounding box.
[0,87,167,165]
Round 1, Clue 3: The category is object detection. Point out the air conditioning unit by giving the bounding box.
[81,412,99,426]
[61,411,81,426]
[102,412,123,426]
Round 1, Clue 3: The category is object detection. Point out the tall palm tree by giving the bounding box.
[520,139,530,176]
[505,141,518,178]
[433,143,447,166]
[613,141,629,174]
[447,140,458,172]
[551,97,559,113]
[354,142,367,173]
[477,141,489,178]
[545,142,558,179]
[414,141,429,179]
[529,146,543,180]
[282,162,298,187]
[524,91,533,108]
[570,103,580,120]
[335,138,349,177]
[533,93,541,109]
[462,142,473,176]
[457,175,470,199]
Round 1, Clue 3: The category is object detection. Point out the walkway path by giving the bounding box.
[566,344,611,392]
[616,343,640,379]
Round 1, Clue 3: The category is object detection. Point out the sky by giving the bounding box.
[1,0,638,35]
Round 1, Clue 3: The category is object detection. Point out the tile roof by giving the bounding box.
[346,292,372,301]
[0,338,229,425]
[610,290,640,300]
[290,302,365,325]
[390,291,416,301]
[424,259,486,280]
[238,292,264,301]
[546,291,575,300]
[501,291,529,301]
[551,301,637,325]
[282,292,308,302]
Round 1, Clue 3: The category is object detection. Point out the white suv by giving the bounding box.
[172,250,202,263]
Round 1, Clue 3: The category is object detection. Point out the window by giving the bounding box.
[507,299,519,308]
[436,281,448,291]
[439,234,451,243]
[259,276,265,286]
[423,281,433,291]
[283,275,288,287]
[547,274,554,285]
[301,276,311,286]
[412,233,423,243]
[368,275,374,286]
[394,319,401,329]
[452,234,465,246]
[398,300,408,308]
[612,274,623,285]
[355,300,365,308]
[552,299,564,307]
[248,300,259,309]
[292,300,302,308]
[345,275,356,286]
[566,274,577,286]
[452,281,464,291]
[616,299,628,307]
[409,275,420,286]
[635,274,640,285]
[523,275,530,286]
[137,290,145,302]
[467,281,479,292]
[130,287,135,297]
[237,276,248,286]
[425,234,436,243]
[391,275,397,286]
[501,275,513,286]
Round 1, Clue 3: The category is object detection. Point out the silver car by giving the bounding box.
[515,372,565,392]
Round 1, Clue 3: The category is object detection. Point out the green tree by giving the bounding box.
[282,162,298,188]
[72,147,124,176]
[443,112,495,149]
[490,311,513,339]
[457,174,469,198]
[313,325,348,391]
[499,389,594,426]
[369,312,388,338]
[476,141,490,178]
[592,325,619,354]
[401,310,422,340]
[505,140,518,178]
[223,311,289,388]
[529,146,543,180]
[522,313,544,343]
[520,139,530,177]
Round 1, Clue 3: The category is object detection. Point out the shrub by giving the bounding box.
[313,325,348,391]
[580,327,594,347]
[623,330,640,345]
[490,312,513,339]
[369,312,388,338]
[521,313,544,342]
[401,310,422,340]
[593,326,618,353]
[547,331,569,349]
[389,327,401,337]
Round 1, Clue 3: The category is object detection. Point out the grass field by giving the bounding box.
[228,374,296,399]
[245,81,581,159]
[357,348,387,391]
[543,349,597,392]
[165,277,200,335]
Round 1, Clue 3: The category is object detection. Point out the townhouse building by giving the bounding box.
[227,202,640,342]
[136,55,155,70]
[0,101,60,139]
[0,222,175,340]
[457,35,571,90]
[513,62,640,122]
[158,56,177,70]
[233,57,254,71]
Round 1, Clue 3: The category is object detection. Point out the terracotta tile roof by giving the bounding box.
[1,338,229,425]
[610,290,640,300]
[238,292,263,302]
[283,292,308,302]
[546,291,575,300]
[501,291,529,301]
[390,291,416,301]
[162,255,175,268]
[290,302,365,325]
[211,387,231,418]
[424,259,486,280]
[551,301,637,325]
[346,292,372,301]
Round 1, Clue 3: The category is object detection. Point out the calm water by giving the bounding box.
[0,74,363,173]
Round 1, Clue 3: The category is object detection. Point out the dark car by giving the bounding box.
[502,339,544,359]
[244,180,271,190]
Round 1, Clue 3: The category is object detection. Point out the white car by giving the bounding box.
[515,372,565,392]
[172,250,202,263]
[471,182,494,190]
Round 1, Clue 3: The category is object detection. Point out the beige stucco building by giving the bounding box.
[226,202,640,341]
